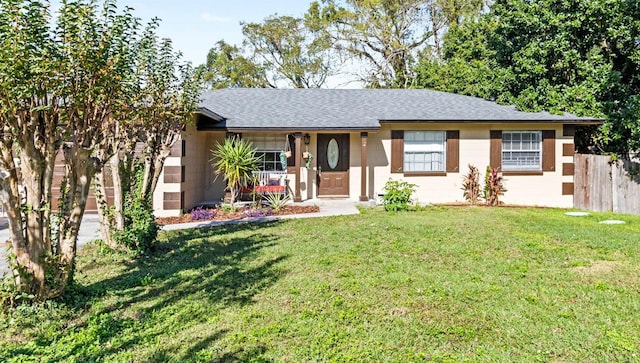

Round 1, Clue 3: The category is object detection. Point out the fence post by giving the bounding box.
[611,161,618,213]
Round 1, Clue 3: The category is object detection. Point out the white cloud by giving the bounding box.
[201,12,231,23]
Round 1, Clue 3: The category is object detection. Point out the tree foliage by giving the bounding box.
[95,18,201,251]
[0,0,139,300]
[242,15,336,88]
[306,0,483,87]
[0,0,200,300]
[415,0,640,155]
[199,40,272,89]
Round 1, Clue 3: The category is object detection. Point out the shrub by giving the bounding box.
[211,138,260,204]
[462,164,481,204]
[190,207,216,221]
[263,192,291,212]
[114,193,158,252]
[244,207,273,218]
[483,165,491,202]
[113,162,159,252]
[485,167,506,206]
[381,179,417,212]
[219,203,239,213]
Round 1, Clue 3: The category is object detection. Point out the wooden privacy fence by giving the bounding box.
[574,153,640,214]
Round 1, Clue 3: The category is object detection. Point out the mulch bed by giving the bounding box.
[156,205,320,226]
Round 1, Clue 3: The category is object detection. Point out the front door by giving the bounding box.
[317,134,350,197]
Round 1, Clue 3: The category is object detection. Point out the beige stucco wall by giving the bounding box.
[360,123,574,208]
[203,132,227,204]
[181,127,208,211]
[154,123,574,216]
[153,140,182,218]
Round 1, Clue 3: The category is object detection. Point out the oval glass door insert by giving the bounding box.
[327,138,339,169]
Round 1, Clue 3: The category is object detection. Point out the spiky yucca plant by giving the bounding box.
[211,138,260,204]
[462,164,481,204]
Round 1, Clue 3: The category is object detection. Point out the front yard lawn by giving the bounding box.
[2,206,639,362]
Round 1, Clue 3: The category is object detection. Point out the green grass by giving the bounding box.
[2,206,640,362]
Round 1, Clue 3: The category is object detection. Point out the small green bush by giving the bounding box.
[381,179,417,212]
[114,163,158,252]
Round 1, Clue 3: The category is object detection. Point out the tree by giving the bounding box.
[414,18,496,98]
[199,40,273,89]
[306,0,483,87]
[95,19,201,250]
[489,0,639,155]
[0,0,139,299]
[415,0,640,155]
[242,15,336,88]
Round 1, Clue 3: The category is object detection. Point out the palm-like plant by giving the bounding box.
[211,138,260,204]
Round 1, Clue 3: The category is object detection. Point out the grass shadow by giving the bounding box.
[31,221,289,361]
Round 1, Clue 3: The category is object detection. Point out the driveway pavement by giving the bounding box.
[1,199,364,277]
[1,215,102,277]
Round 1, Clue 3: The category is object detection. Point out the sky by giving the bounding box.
[50,0,312,66]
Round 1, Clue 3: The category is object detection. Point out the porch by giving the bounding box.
[153,129,374,216]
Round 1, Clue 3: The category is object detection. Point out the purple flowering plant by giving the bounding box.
[190,207,217,221]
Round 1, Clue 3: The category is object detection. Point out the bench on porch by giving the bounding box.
[240,171,288,200]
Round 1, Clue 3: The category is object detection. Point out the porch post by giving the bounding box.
[359,132,368,202]
[294,132,302,202]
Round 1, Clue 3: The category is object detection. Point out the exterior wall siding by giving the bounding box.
[364,123,574,208]
[153,122,575,216]
[181,127,208,211]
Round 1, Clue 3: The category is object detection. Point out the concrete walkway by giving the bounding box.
[1,199,363,276]
[162,198,362,231]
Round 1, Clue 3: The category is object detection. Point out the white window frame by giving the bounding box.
[244,134,291,172]
[501,131,542,171]
[403,131,446,172]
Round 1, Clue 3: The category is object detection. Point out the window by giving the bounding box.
[403,131,446,172]
[491,130,555,174]
[258,151,284,171]
[501,131,542,171]
[391,130,459,174]
[244,133,295,171]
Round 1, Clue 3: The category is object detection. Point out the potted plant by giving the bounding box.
[303,151,313,168]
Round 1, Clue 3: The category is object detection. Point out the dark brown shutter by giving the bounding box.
[542,130,556,171]
[287,134,296,166]
[490,130,502,170]
[446,130,459,172]
[391,130,404,173]
[563,124,575,137]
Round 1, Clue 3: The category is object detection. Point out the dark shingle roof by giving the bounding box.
[197,88,601,130]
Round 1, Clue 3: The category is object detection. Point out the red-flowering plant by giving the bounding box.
[462,164,481,205]
[485,167,506,206]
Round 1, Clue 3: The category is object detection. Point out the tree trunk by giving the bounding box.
[53,147,97,297]
[141,129,178,201]
[18,147,48,296]
[148,145,171,199]
[94,166,115,248]
[109,153,125,230]
[0,154,29,290]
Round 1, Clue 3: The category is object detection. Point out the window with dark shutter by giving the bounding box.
[390,130,460,175]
